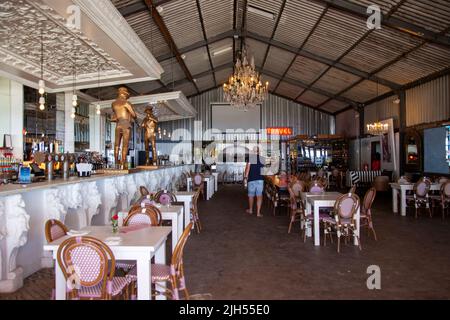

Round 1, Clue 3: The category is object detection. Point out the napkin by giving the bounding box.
[67,230,90,236]
[104,236,122,246]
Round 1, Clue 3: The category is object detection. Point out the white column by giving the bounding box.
[64,91,75,153]
[10,81,24,159]
[0,78,24,159]
[89,104,101,152]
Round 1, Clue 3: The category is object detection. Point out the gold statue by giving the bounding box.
[141,107,158,166]
[111,87,137,169]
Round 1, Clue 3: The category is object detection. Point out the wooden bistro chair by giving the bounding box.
[406,178,431,219]
[190,173,205,199]
[45,219,69,243]
[323,193,361,253]
[126,222,194,300]
[124,206,163,227]
[287,186,308,238]
[190,189,202,233]
[154,190,177,206]
[360,187,378,241]
[309,181,325,193]
[438,181,450,219]
[140,186,150,197]
[56,236,130,300]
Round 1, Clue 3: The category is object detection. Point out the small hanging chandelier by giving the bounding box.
[223,45,268,111]
[38,27,46,111]
[367,122,389,136]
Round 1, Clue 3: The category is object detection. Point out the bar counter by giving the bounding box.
[0,164,194,293]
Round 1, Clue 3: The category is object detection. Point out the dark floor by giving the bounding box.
[1,185,450,300]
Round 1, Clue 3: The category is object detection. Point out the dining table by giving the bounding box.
[187,174,215,200]
[149,191,195,228]
[300,192,360,247]
[118,204,183,252]
[44,225,172,300]
[389,182,442,216]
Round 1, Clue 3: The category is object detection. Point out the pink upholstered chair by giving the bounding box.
[360,187,377,240]
[56,236,129,300]
[126,222,194,300]
[309,181,325,193]
[287,187,303,234]
[124,206,162,227]
[406,178,431,218]
[290,180,306,197]
[439,181,450,219]
[154,190,177,206]
[191,173,205,198]
[45,219,69,243]
[323,193,361,253]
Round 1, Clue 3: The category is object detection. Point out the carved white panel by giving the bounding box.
[103,178,119,223]
[115,176,128,195]
[81,181,101,226]
[125,175,137,204]
[43,188,65,222]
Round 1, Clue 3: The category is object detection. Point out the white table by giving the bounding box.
[187,175,215,200]
[44,226,171,300]
[119,204,183,252]
[302,192,360,247]
[174,191,195,228]
[390,182,442,216]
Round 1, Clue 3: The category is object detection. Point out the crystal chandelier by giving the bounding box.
[223,45,268,111]
[367,122,389,136]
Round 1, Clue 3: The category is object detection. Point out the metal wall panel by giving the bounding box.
[158,88,334,139]
[336,109,360,138]
[364,95,400,131]
[406,74,450,127]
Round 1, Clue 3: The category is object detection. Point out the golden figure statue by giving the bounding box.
[141,107,158,166]
[111,87,137,169]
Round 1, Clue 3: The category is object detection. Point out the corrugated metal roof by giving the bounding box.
[392,0,450,33]
[111,0,141,9]
[297,90,329,106]
[175,82,198,97]
[312,67,361,95]
[127,81,162,95]
[209,38,234,68]
[159,0,205,48]
[276,81,304,99]
[215,67,234,85]
[286,56,329,85]
[159,59,186,85]
[341,80,391,102]
[302,8,368,61]
[200,0,234,38]
[346,0,403,14]
[246,38,269,68]
[376,43,450,84]
[263,46,296,76]
[194,74,215,92]
[274,0,326,48]
[320,99,349,113]
[340,26,422,73]
[183,46,210,75]
[247,0,285,38]
[125,11,172,59]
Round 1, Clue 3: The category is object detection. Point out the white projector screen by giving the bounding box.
[211,104,261,132]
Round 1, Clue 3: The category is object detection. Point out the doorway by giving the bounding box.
[371,141,381,170]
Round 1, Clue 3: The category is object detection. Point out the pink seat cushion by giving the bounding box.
[125,264,171,282]
[78,277,129,298]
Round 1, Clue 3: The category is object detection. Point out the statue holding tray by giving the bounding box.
[141,107,158,166]
[111,87,137,169]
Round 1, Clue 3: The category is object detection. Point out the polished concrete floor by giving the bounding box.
[1,184,449,300]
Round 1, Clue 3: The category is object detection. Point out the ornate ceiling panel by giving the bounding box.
[0,0,131,86]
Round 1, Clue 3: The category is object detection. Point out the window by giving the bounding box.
[446,126,450,165]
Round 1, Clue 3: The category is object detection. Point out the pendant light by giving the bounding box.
[70,53,77,119]
[38,27,46,110]
[96,59,101,115]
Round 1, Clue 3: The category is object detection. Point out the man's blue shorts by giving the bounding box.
[248,180,264,197]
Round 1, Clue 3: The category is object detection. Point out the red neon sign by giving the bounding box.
[266,127,293,136]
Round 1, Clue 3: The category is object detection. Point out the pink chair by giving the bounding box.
[406,178,431,218]
[323,193,361,253]
[309,181,324,193]
[439,182,450,219]
[154,190,177,206]
[57,236,129,300]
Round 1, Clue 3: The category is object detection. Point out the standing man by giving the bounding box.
[141,107,158,166]
[111,87,137,169]
[244,147,265,218]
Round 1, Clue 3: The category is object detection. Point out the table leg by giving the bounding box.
[187,179,191,192]
[136,258,151,300]
[171,216,178,253]
[392,188,398,214]
[177,211,183,245]
[154,242,167,301]
[183,200,191,228]
[401,188,407,217]
[314,204,320,246]
[305,200,312,238]
[55,258,66,300]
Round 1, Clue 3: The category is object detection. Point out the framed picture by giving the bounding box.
[3,134,12,149]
